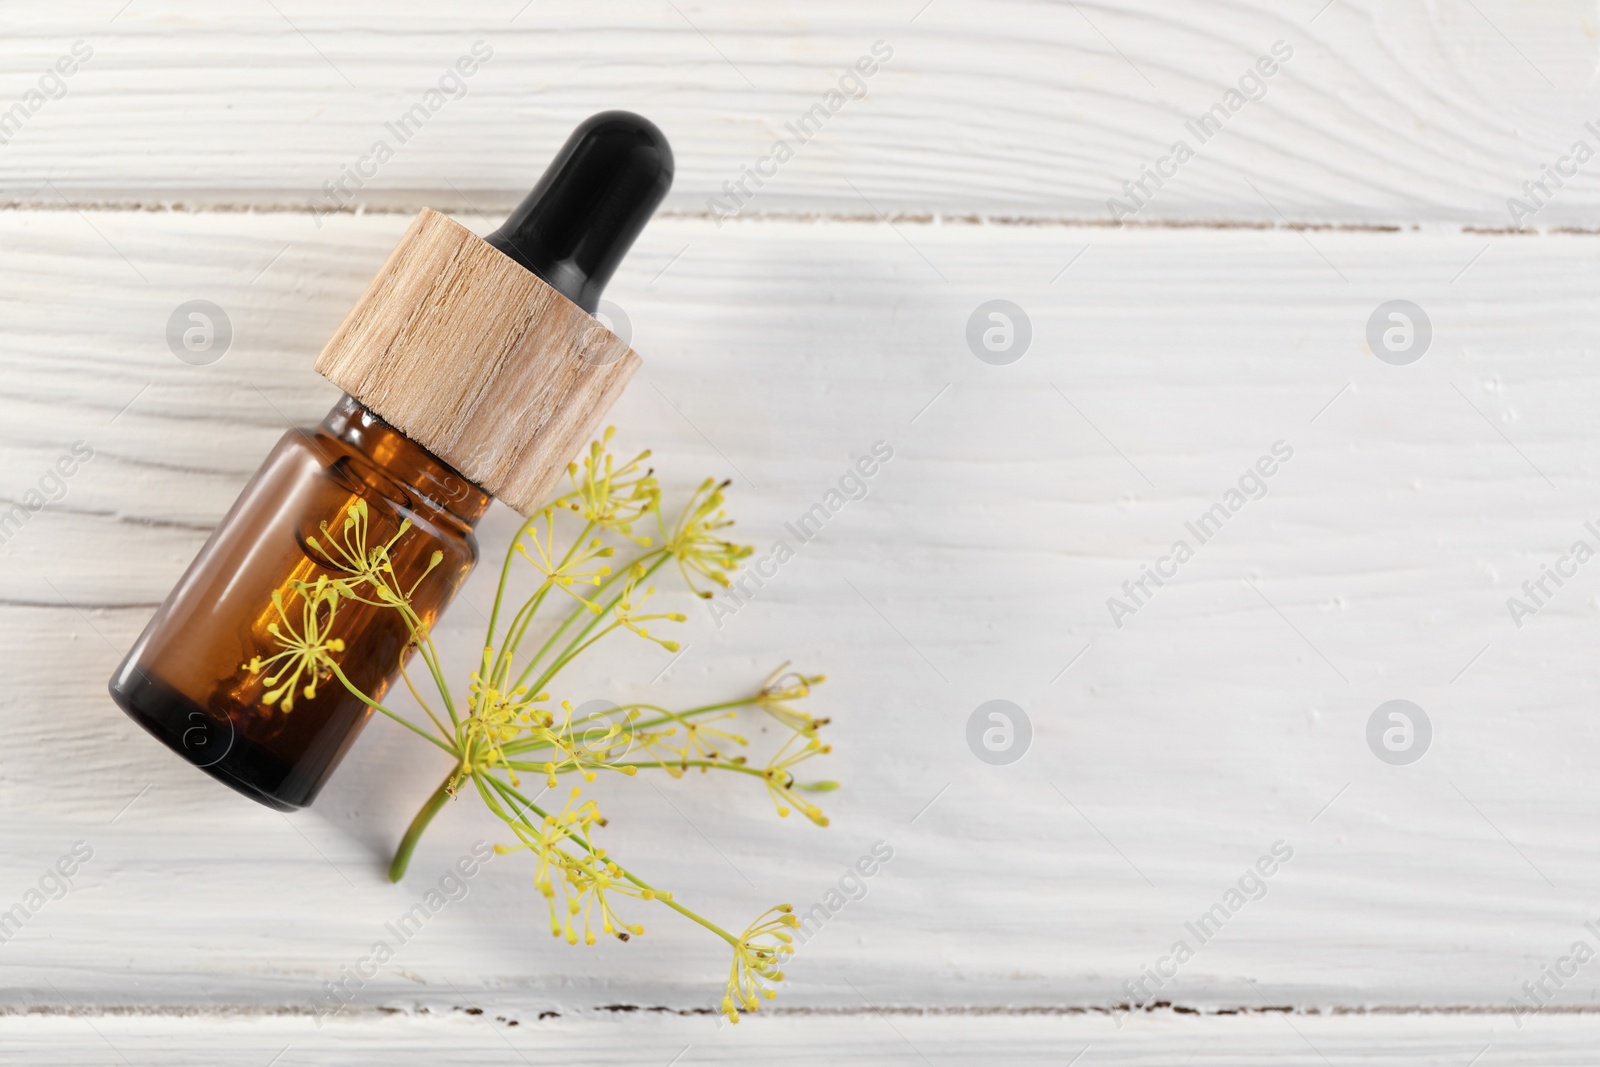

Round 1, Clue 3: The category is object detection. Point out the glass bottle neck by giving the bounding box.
[320,395,492,529]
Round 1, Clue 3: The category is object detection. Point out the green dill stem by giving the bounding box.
[523,554,672,696]
[412,634,460,727]
[512,548,666,691]
[495,698,760,758]
[397,660,453,741]
[492,579,555,687]
[611,760,768,779]
[389,771,457,883]
[327,663,454,755]
[619,699,757,734]
[651,893,741,947]
[498,759,767,785]
[348,585,459,729]
[496,518,598,668]
[531,624,624,692]
[375,597,458,728]
[481,511,543,684]
[476,770,541,831]
[494,522,597,687]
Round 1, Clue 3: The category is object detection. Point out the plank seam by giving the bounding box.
[0,199,1571,233]
[0,1003,1576,1019]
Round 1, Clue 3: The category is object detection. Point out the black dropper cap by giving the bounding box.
[485,111,674,314]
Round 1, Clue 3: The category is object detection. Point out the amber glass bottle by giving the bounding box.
[109,397,489,809]
[109,112,672,809]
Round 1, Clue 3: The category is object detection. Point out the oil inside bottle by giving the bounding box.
[108,396,489,809]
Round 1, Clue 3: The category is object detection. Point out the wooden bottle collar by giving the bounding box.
[314,208,640,517]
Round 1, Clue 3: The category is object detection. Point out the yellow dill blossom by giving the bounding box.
[761,731,834,826]
[525,787,606,941]
[566,847,652,945]
[526,700,640,787]
[755,664,831,736]
[558,426,659,546]
[516,509,615,607]
[568,703,643,767]
[633,710,747,773]
[722,905,799,1023]
[609,565,688,652]
[662,478,752,597]
[306,499,392,590]
[458,674,548,783]
[496,787,656,946]
[241,577,345,712]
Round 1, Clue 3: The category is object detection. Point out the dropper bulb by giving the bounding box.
[485,111,674,313]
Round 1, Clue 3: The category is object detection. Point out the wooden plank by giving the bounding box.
[0,1,1595,225]
[0,1010,1591,1066]
[5,209,1600,1017]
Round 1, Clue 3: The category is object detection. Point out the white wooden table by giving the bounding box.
[5,2,1600,1062]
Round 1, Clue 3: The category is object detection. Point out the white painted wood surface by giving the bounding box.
[6,1011,1600,1067]
[1,0,1598,226]
[6,2,1600,1063]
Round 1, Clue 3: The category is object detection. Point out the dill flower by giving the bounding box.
[307,499,401,588]
[566,847,652,945]
[609,565,688,652]
[755,664,831,736]
[662,478,752,597]
[459,675,546,782]
[516,509,615,606]
[494,786,657,946]
[558,426,658,545]
[526,700,640,787]
[722,905,799,1023]
[633,710,747,772]
[242,577,345,712]
[761,732,834,826]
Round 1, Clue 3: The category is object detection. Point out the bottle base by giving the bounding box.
[108,668,310,812]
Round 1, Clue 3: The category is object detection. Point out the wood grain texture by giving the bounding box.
[315,208,639,514]
[0,1,1595,226]
[0,1011,1588,1067]
[5,209,1600,1025]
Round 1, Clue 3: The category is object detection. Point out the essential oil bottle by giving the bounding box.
[109,112,672,810]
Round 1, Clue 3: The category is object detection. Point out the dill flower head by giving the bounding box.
[756,664,831,736]
[569,704,640,768]
[609,565,687,652]
[662,478,752,597]
[241,576,345,712]
[559,426,659,546]
[460,674,547,781]
[307,498,402,586]
[497,787,654,946]
[762,732,834,826]
[722,905,799,1023]
[516,510,615,605]
[305,496,441,608]
[526,700,641,787]
[643,712,746,773]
